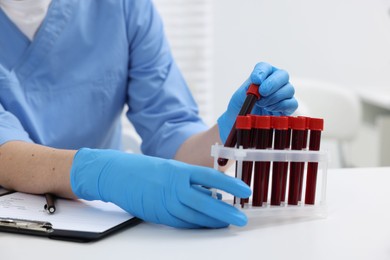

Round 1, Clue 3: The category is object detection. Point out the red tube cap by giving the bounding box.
[291,117,306,130]
[236,115,252,130]
[298,116,310,129]
[246,84,261,100]
[271,116,289,130]
[253,115,271,129]
[309,117,324,131]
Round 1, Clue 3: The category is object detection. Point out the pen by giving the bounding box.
[44,193,56,214]
[218,84,261,166]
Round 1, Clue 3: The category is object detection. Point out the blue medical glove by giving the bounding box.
[70,148,251,228]
[218,62,298,143]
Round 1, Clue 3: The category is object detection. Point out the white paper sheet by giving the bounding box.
[0,192,134,233]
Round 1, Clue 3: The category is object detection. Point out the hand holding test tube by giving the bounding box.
[217,62,298,166]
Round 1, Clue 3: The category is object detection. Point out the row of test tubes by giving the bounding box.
[233,115,324,208]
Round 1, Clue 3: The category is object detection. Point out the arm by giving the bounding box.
[0,141,76,198]
[174,124,220,168]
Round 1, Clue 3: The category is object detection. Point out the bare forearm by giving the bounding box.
[0,141,77,198]
[175,124,232,170]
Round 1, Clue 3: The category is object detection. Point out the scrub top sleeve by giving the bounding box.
[124,0,208,159]
[0,103,33,145]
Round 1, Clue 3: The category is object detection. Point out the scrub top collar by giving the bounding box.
[0,0,75,82]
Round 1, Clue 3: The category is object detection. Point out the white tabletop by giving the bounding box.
[1,167,390,260]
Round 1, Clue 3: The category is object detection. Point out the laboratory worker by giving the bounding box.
[0,0,297,228]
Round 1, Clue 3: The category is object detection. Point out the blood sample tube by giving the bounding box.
[281,116,293,202]
[240,115,259,205]
[297,116,310,201]
[298,116,310,149]
[287,117,306,205]
[235,115,253,207]
[262,116,274,203]
[218,84,260,166]
[305,118,324,205]
[285,116,293,149]
[251,115,271,207]
[270,116,289,206]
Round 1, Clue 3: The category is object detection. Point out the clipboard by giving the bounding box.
[0,191,141,242]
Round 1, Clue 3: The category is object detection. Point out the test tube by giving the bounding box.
[235,115,253,207]
[218,84,260,166]
[298,116,310,149]
[305,118,324,205]
[242,115,263,205]
[262,117,274,203]
[287,117,306,205]
[270,116,289,206]
[297,116,310,201]
[251,115,271,207]
[281,116,293,202]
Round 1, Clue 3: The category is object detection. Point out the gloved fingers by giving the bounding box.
[255,82,295,108]
[166,193,229,229]
[192,185,223,200]
[262,97,298,115]
[189,166,251,199]
[250,62,276,85]
[144,202,202,229]
[258,69,290,97]
[178,184,248,227]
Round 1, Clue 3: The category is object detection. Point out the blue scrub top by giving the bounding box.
[0,0,208,159]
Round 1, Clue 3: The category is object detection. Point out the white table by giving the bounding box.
[1,167,390,260]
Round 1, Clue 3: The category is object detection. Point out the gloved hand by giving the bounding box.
[218,62,298,143]
[70,148,251,228]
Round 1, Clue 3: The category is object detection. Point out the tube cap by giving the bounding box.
[236,115,252,130]
[291,117,306,130]
[246,84,261,100]
[253,115,271,129]
[298,116,310,129]
[271,116,289,130]
[309,117,324,131]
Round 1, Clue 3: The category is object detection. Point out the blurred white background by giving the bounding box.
[212,0,390,115]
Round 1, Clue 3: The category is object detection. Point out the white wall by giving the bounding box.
[154,0,214,126]
[212,0,390,119]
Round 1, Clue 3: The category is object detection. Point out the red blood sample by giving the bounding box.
[281,116,293,202]
[305,118,324,205]
[251,115,271,206]
[270,116,289,206]
[235,115,253,207]
[287,117,306,205]
[297,116,310,201]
